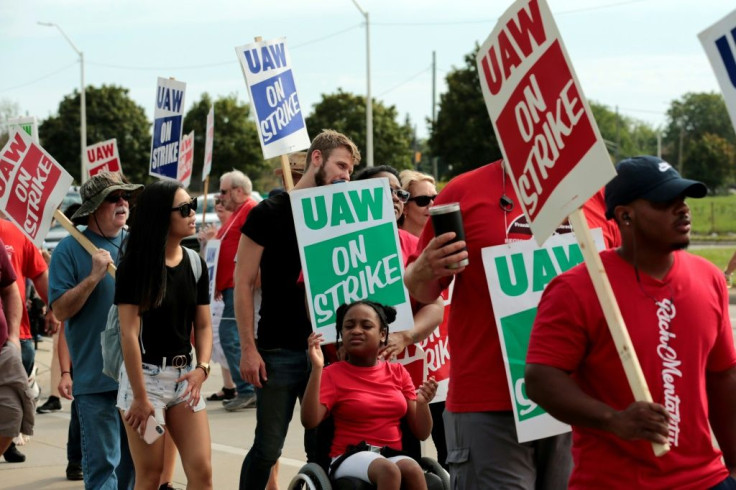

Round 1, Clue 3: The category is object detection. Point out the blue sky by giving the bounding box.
[1,0,733,140]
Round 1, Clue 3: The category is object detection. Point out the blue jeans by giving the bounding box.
[75,391,135,490]
[220,288,255,396]
[20,339,34,376]
[67,399,82,464]
[712,476,736,489]
[239,348,316,489]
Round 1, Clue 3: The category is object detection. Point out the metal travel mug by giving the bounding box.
[429,202,469,268]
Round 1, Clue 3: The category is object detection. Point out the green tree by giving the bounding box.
[40,85,151,184]
[683,133,736,190]
[663,92,736,187]
[305,89,414,171]
[183,93,263,192]
[589,102,658,160]
[429,47,502,179]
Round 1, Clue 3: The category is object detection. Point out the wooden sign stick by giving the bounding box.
[202,175,210,226]
[53,209,116,278]
[281,155,294,190]
[568,208,669,457]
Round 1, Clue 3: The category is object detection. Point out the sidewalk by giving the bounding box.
[0,339,310,489]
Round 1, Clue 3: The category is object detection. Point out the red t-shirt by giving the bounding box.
[0,220,47,340]
[398,229,418,265]
[0,237,17,348]
[410,161,620,412]
[215,198,257,292]
[528,249,736,489]
[320,360,416,457]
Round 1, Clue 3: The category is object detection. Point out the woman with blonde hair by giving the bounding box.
[399,170,437,237]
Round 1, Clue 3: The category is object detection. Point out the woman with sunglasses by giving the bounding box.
[115,180,213,489]
[399,170,438,238]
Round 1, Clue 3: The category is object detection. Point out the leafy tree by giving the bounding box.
[182,93,264,192]
[683,133,736,191]
[663,92,736,186]
[589,102,658,161]
[305,89,414,171]
[429,47,502,179]
[40,85,151,184]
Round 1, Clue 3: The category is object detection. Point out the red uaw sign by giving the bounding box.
[476,0,613,245]
[0,131,73,246]
[87,138,122,178]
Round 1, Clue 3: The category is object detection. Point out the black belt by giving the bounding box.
[141,352,192,368]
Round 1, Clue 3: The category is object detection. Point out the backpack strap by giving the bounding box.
[183,246,202,281]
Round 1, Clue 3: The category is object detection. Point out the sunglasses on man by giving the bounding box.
[408,195,438,207]
[171,199,197,218]
[104,191,133,203]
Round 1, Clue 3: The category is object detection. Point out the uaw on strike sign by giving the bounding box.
[150,77,186,181]
[476,0,613,244]
[0,130,73,247]
[236,37,311,159]
[292,179,413,343]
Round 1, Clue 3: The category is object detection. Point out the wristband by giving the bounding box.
[61,371,71,376]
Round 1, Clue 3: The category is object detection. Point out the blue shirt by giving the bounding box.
[49,228,125,396]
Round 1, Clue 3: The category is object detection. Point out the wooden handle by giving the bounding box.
[568,209,669,456]
[202,176,210,226]
[53,209,116,278]
[281,154,294,190]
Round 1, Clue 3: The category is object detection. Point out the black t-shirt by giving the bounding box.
[241,192,311,350]
[115,247,209,359]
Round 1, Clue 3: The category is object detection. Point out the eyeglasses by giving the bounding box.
[408,195,437,207]
[219,188,230,195]
[171,199,197,218]
[104,191,132,203]
[391,188,410,203]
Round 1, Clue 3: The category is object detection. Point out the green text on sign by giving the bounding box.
[306,222,405,328]
[495,242,583,296]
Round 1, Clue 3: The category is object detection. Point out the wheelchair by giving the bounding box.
[287,417,450,490]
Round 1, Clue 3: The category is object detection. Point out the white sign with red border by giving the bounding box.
[86,138,122,178]
[178,131,194,188]
[0,131,73,247]
[476,0,613,245]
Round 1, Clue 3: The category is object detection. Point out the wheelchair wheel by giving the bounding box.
[420,456,450,490]
[287,462,332,490]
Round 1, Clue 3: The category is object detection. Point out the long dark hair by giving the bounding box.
[335,300,397,347]
[353,165,400,182]
[120,180,182,312]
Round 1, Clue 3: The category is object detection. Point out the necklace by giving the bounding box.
[634,266,675,308]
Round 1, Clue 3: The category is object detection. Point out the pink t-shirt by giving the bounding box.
[528,249,736,489]
[320,360,416,457]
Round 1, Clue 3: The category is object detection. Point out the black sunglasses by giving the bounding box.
[391,188,410,203]
[171,199,197,218]
[408,195,437,207]
[104,191,132,203]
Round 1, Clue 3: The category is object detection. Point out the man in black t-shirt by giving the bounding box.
[234,130,360,489]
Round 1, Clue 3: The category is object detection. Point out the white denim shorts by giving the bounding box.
[116,362,206,425]
[331,452,414,483]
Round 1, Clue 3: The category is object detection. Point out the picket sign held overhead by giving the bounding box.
[6,116,39,145]
[150,77,186,181]
[235,35,309,190]
[177,131,194,188]
[699,8,736,135]
[202,105,215,182]
[291,179,413,343]
[0,130,73,248]
[87,138,122,179]
[476,0,667,455]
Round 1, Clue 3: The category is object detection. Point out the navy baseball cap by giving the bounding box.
[604,156,707,219]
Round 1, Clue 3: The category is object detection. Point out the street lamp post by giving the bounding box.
[38,22,87,184]
[351,0,373,167]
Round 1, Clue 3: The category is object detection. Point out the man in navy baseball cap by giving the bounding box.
[605,155,707,219]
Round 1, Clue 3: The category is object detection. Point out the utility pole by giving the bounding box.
[431,51,438,180]
[351,0,373,167]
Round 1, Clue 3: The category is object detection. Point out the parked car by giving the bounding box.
[43,186,82,251]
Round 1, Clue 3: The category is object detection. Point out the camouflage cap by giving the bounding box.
[70,171,143,223]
